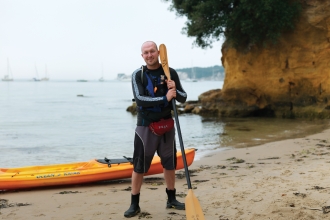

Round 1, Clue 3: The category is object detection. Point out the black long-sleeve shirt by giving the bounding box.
[131,65,187,126]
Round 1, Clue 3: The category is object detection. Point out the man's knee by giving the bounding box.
[161,156,177,170]
[133,157,144,173]
[133,156,153,173]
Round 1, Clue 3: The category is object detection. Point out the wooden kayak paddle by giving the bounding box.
[159,44,205,220]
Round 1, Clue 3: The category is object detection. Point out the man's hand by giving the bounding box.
[166,88,176,101]
[166,79,176,90]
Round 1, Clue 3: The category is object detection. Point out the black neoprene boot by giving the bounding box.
[166,188,185,210]
[124,193,141,218]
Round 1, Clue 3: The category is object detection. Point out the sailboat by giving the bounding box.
[99,63,104,82]
[185,65,198,82]
[33,63,41,81]
[2,58,14,81]
[192,66,198,82]
[40,64,49,81]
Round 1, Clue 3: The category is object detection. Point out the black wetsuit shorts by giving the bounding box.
[133,126,177,173]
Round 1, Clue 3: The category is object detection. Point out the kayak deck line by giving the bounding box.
[96,156,133,167]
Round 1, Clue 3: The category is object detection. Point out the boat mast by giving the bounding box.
[7,58,13,79]
[34,62,40,81]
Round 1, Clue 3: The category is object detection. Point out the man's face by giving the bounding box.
[141,42,159,68]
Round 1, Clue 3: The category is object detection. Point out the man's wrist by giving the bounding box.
[163,96,169,106]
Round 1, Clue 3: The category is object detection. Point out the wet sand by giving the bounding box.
[1,129,330,219]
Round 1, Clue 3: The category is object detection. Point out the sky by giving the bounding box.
[0,0,224,80]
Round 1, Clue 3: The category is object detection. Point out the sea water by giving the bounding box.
[1,80,329,168]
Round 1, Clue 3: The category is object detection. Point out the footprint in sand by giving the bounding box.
[281,170,292,176]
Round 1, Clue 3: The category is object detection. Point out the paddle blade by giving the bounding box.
[159,44,171,80]
[185,189,205,220]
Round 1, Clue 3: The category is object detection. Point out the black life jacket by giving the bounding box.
[140,65,168,112]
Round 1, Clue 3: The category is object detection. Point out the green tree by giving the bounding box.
[163,0,302,49]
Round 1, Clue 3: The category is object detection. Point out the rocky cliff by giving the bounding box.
[199,0,330,118]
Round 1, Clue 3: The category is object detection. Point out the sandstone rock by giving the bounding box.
[126,102,137,115]
[192,106,202,114]
[204,0,330,118]
[184,104,195,113]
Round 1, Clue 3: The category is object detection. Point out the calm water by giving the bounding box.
[1,80,329,168]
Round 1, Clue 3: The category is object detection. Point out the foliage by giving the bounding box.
[163,0,302,49]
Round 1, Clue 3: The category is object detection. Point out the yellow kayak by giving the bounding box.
[0,148,195,191]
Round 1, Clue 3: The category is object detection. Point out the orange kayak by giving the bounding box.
[0,148,195,191]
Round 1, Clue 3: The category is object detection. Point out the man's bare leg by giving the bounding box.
[131,171,144,194]
[164,168,175,190]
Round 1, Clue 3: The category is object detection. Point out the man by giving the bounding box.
[124,41,187,218]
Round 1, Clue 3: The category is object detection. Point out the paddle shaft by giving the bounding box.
[171,99,192,189]
[158,44,192,189]
[159,43,205,220]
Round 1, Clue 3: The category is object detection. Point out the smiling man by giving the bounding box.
[124,41,187,218]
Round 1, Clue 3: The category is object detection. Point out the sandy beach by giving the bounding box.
[1,128,330,220]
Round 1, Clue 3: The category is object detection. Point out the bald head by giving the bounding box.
[141,41,160,69]
[141,41,158,53]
